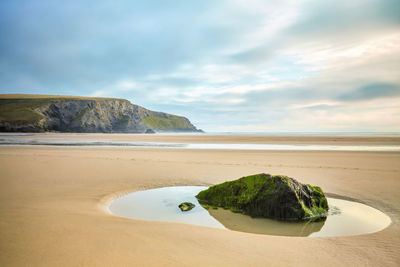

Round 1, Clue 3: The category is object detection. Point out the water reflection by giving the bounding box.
[206,208,325,236]
[1,137,399,152]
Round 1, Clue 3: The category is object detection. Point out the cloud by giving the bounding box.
[1,0,399,132]
[338,83,400,101]
[289,101,342,110]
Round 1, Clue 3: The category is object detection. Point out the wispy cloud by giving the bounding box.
[1,0,399,131]
[338,83,400,101]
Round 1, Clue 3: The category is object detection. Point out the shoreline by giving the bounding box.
[0,133,399,145]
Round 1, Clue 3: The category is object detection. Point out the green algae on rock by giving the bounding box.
[196,173,328,221]
[178,202,195,212]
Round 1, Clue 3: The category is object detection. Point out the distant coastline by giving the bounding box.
[0,94,202,133]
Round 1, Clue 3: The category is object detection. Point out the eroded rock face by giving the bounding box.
[196,173,328,221]
[178,202,195,212]
[0,95,202,133]
[145,128,155,134]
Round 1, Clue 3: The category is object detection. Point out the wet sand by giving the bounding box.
[2,132,400,145]
[0,135,399,266]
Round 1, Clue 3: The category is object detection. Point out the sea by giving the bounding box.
[0,132,399,152]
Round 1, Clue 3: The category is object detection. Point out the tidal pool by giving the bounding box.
[108,186,391,237]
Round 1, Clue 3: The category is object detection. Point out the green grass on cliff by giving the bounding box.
[0,94,197,131]
[143,115,191,129]
[0,99,46,125]
[0,94,122,125]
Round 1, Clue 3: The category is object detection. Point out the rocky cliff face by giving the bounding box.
[0,95,201,133]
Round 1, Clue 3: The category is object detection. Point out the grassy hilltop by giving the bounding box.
[0,94,201,133]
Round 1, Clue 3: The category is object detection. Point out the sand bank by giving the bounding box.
[0,136,399,266]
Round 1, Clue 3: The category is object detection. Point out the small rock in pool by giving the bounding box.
[179,202,195,212]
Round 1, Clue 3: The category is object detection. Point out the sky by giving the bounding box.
[1,0,399,132]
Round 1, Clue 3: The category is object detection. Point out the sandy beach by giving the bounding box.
[0,135,399,266]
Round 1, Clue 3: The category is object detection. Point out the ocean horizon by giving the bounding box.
[1,131,399,137]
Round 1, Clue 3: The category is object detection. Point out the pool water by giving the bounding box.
[108,186,391,237]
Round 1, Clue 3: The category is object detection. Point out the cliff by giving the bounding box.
[0,94,202,133]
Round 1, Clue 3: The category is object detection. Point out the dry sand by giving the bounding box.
[0,135,399,266]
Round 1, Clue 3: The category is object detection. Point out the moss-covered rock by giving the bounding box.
[178,202,195,212]
[196,173,328,221]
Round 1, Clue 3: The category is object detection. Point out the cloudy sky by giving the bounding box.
[1,0,399,132]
